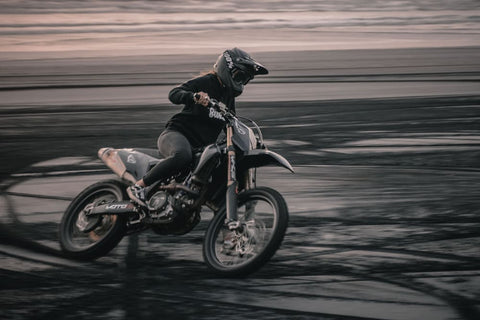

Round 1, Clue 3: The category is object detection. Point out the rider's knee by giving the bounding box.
[173,149,192,167]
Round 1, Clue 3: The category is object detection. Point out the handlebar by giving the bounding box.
[194,93,264,146]
[194,93,229,115]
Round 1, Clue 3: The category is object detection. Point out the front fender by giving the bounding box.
[239,149,294,173]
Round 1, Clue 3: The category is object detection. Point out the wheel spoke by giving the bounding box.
[64,188,120,250]
[213,196,277,268]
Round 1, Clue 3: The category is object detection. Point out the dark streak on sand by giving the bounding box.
[1,47,480,319]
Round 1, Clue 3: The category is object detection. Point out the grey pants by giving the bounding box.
[142,130,193,186]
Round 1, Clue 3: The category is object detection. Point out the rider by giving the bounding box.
[127,48,268,206]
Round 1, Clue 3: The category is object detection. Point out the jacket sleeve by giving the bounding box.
[168,79,197,105]
[226,96,236,115]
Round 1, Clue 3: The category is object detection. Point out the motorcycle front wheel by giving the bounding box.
[59,179,128,260]
[203,187,289,277]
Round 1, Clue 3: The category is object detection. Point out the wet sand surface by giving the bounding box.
[1,47,480,319]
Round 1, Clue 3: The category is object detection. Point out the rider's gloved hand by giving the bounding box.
[193,91,210,107]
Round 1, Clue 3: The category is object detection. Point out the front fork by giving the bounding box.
[225,125,240,230]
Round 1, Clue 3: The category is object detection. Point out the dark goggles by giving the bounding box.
[232,68,253,85]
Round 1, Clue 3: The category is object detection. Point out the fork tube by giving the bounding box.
[225,124,238,223]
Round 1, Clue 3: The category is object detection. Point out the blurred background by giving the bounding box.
[1,1,480,319]
[1,0,480,59]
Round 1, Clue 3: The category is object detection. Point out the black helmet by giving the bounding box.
[213,48,268,96]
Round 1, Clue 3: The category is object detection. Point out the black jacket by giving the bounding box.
[167,73,235,147]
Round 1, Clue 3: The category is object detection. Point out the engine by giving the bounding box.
[148,191,172,217]
[147,190,200,235]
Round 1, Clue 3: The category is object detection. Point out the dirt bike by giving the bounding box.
[59,97,293,276]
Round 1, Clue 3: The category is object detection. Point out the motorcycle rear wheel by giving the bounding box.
[59,179,128,260]
[203,187,289,277]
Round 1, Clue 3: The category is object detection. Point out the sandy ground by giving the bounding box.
[1,1,480,319]
[1,0,479,59]
[1,53,480,318]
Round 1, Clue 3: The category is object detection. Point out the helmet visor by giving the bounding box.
[232,69,253,85]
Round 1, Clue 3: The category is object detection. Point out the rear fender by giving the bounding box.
[98,147,160,184]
